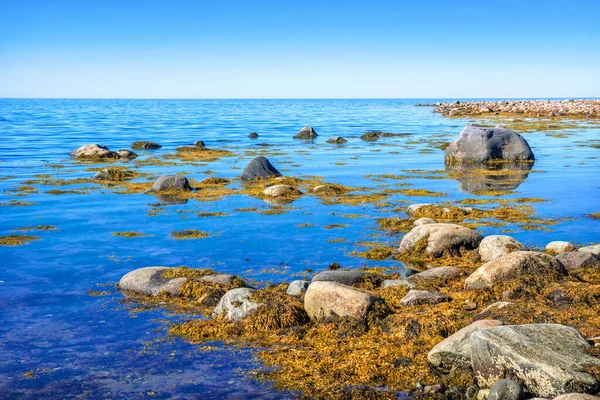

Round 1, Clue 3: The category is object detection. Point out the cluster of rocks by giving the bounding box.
[69,144,137,161]
[419,99,600,118]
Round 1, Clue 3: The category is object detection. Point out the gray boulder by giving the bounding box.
[553,395,600,400]
[150,175,193,192]
[407,266,463,282]
[212,288,263,320]
[488,379,524,400]
[293,126,318,139]
[400,289,451,306]
[116,149,138,159]
[118,266,186,296]
[304,281,377,321]
[479,235,527,262]
[414,218,436,226]
[262,184,301,198]
[194,140,206,148]
[361,131,380,141]
[556,252,600,271]
[398,223,483,258]
[70,144,119,160]
[248,132,259,139]
[445,126,535,164]
[470,324,600,397]
[327,136,347,144]
[131,141,161,150]
[381,279,415,289]
[311,270,373,286]
[287,280,310,296]
[579,244,600,255]
[240,156,282,181]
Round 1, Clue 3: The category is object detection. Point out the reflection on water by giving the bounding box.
[445,162,534,194]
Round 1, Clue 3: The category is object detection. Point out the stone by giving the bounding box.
[477,389,491,400]
[311,270,373,286]
[240,156,282,181]
[427,320,503,368]
[360,131,380,141]
[470,324,600,397]
[150,175,193,192]
[406,203,432,217]
[487,379,524,400]
[287,280,310,296]
[131,141,161,150]
[327,136,347,144]
[70,144,118,160]
[398,223,483,258]
[477,301,513,318]
[313,185,343,194]
[407,266,463,282]
[262,184,301,198]
[116,149,137,159]
[400,289,451,306]
[381,279,415,289]
[248,132,259,139]
[199,274,239,286]
[212,288,263,320]
[293,126,318,139]
[553,395,600,400]
[579,244,600,255]
[414,217,436,226]
[304,281,378,321]
[118,266,186,296]
[194,140,206,148]
[93,168,136,181]
[556,252,600,271]
[465,251,567,290]
[478,235,527,262]
[445,126,535,164]
[546,241,576,254]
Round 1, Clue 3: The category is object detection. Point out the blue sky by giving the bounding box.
[0,0,598,98]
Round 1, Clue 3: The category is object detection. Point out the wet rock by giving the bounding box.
[287,280,310,296]
[116,149,137,159]
[556,252,600,271]
[553,395,600,400]
[400,289,451,306]
[470,324,600,397]
[445,126,534,164]
[546,241,576,254]
[118,266,186,296]
[406,203,472,217]
[194,140,206,148]
[312,270,375,286]
[327,136,347,144]
[398,223,483,258]
[579,244,600,255]
[262,184,301,198]
[313,184,343,194]
[414,217,436,226]
[487,379,524,400]
[478,235,527,262]
[70,144,119,160]
[381,279,415,289]
[93,168,136,181]
[150,175,193,192]
[131,141,161,150]
[407,266,463,282]
[304,281,378,321]
[248,132,259,139]
[240,156,282,180]
[428,319,503,369]
[465,251,567,290]
[360,131,380,141]
[212,288,263,320]
[199,274,240,286]
[293,126,318,139]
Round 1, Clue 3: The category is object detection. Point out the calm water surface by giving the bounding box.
[0,99,599,399]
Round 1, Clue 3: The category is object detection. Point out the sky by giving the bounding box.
[0,0,598,99]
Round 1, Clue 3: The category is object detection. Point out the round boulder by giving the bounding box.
[287,280,310,296]
[293,126,318,139]
[304,281,378,321]
[398,223,483,258]
[150,175,193,192]
[262,184,301,198]
[488,379,524,400]
[70,144,119,160]
[248,132,259,139]
[240,156,282,181]
[194,140,206,148]
[212,288,263,320]
[118,266,186,296]
[546,241,575,254]
[478,235,527,262]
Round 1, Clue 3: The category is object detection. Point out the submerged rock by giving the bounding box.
[398,223,483,258]
[360,131,380,141]
[400,289,451,306]
[287,280,310,296]
[555,252,600,271]
[240,156,282,180]
[70,144,119,160]
[470,324,600,397]
[546,241,576,254]
[327,136,347,144]
[194,140,206,148]
[304,281,378,321]
[150,175,193,192]
[293,126,318,139]
[262,184,301,198]
[117,266,186,296]
[311,270,374,286]
[212,288,262,320]
[248,132,259,139]
[131,141,161,150]
[478,235,527,262]
[445,126,535,164]
[407,266,463,282]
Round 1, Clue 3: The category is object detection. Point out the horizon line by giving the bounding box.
[1,96,598,101]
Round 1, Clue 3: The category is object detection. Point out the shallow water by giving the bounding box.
[0,99,599,399]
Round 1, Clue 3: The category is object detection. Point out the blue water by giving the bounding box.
[0,99,599,399]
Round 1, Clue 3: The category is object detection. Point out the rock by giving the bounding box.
[406,203,432,217]
[360,131,380,141]
[116,149,137,159]
[327,136,347,144]
[199,274,239,286]
[150,175,193,192]
[194,140,206,148]
[118,267,186,296]
[304,281,378,321]
[212,288,263,320]
[556,252,600,271]
[414,218,436,226]
[311,270,374,286]
[470,324,600,397]
[398,223,483,258]
[579,244,600,255]
[248,132,259,139]
[262,184,301,198]
[407,266,463,282]
[381,279,415,289]
[313,185,343,194]
[70,144,119,160]
[240,156,282,181]
[465,251,567,290]
[546,241,576,254]
[287,280,310,296]
[93,168,136,181]
[427,320,503,368]
[478,235,527,262]
[477,301,513,318]
[445,126,535,164]
[400,289,451,306]
[477,389,491,400]
[424,384,444,394]
[131,141,161,150]
[488,379,524,400]
[293,126,318,139]
[553,395,600,400]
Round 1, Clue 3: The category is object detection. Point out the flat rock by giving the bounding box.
[408,266,463,282]
[304,281,377,321]
[556,252,600,271]
[327,136,347,144]
[311,270,373,286]
[150,175,192,192]
[212,288,263,320]
[465,251,567,290]
[287,280,310,296]
[199,274,239,286]
[546,241,576,254]
[579,244,600,255]
[70,144,119,160]
[400,289,451,306]
[131,141,161,150]
[116,149,137,159]
[470,324,600,397]
[488,379,524,400]
[398,223,483,258]
[414,217,436,226]
[428,319,503,369]
[553,395,600,400]
[381,279,415,289]
[241,156,282,180]
[118,267,186,296]
[262,184,301,198]
[479,235,527,262]
[293,126,318,139]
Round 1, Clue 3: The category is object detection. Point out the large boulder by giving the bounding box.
[478,235,527,262]
[407,266,463,282]
[398,223,483,258]
[293,126,318,139]
[470,324,600,397]
[212,288,263,320]
[400,289,451,306]
[428,320,503,369]
[311,270,374,286]
[445,126,535,164]
[465,251,567,290]
[131,141,161,150]
[70,144,119,160]
[579,244,600,256]
[118,267,186,296]
[150,175,193,192]
[546,241,576,254]
[556,252,600,271]
[240,156,282,181]
[304,281,378,321]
